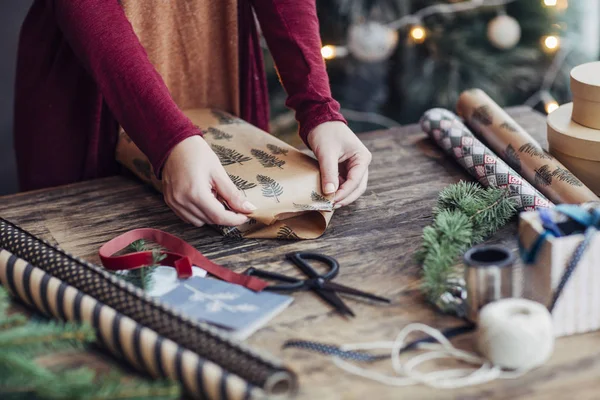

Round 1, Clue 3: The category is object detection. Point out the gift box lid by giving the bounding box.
[571,61,600,103]
[547,103,600,162]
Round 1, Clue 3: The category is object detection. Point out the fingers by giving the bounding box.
[194,192,250,226]
[165,183,249,227]
[335,172,368,208]
[318,151,340,195]
[213,169,257,214]
[334,151,371,204]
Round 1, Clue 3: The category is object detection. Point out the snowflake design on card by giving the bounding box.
[184,284,259,313]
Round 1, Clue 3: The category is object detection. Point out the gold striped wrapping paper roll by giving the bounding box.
[0,249,263,400]
[0,218,296,396]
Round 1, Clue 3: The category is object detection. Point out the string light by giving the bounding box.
[321,45,348,60]
[543,0,557,6]
[409,25,427,43]
[541,91,559,114]
[321,45,336,60]
[542,35,560,52]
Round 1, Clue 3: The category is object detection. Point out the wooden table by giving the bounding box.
[3,107,600,400]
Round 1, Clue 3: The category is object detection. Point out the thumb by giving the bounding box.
[318,153,339,195]
[213,170,257,214]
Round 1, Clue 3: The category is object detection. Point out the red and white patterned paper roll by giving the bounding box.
[420,108,553,211]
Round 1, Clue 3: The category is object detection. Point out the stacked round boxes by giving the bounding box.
[547,62,600,195]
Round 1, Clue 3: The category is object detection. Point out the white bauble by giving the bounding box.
[487,14,521,50]
[347,22,399,62]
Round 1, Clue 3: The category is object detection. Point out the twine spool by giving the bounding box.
[331,298,554,389]
[476,298,554,370]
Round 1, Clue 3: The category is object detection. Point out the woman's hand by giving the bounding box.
[162,136,256,227]
[307,121,372,208]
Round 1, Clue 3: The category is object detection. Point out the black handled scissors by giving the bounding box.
[244,252,390,317]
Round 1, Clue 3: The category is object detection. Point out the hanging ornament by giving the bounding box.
[347,21,399,62]
[487,14,521,50]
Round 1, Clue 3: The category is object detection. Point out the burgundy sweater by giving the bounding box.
[14,0,346,192]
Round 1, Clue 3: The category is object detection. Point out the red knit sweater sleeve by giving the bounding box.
[250,0,347,145]
[49,0,201,176]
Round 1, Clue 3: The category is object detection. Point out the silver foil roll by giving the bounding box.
[464,245,516,322]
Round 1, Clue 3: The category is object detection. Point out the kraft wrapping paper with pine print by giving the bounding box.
[0,218,297,397]
[0,249,266,400]
[457,89,600,205]
[116,109,334,240]
[420,108,553,211]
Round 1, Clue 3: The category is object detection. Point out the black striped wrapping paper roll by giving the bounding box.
[0,250,259,400]
[0,218,296,397]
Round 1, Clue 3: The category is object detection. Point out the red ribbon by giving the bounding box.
[98,228,269,291]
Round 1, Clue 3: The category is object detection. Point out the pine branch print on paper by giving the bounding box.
[552,167,583,186]
[251,149,286,169]
[519,143,553,160]
[216,225,244,240]
[534,165,553,187]
[503,144,521,173]
[267,144,289,156]
[471,105,493,126]
[499,121,518,132]
[211,109,243,125]
[277,226,300,240]
[211,144,252,166]
[228,173,257,196]
[293,191,333,211]
[257,174,283,203]
[208,127,233,141]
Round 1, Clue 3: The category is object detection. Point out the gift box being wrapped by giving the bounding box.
[116,109,334,239]
[519,203,600,337]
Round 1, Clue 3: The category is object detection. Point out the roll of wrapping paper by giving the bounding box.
[0,250,262,400]
[420,108,553,211]
[0,218,296,397]
[456,89,599,205]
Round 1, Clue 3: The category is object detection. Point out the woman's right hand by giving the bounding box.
[162,135,256,227]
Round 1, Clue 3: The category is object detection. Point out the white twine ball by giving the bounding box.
[347,22,399,62]
[487,14,521,50]
[476,298,554,370]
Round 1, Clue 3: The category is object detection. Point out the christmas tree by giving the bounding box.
[265,0,589,135]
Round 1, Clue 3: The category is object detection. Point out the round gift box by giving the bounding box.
[548,146,600,196]
[547,103,600,162]
[570,61,600,130]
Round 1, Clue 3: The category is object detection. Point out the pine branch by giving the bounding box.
[211,109,242,125]
[207,127,233,141]
[277,226,300,240]
[251,149,286,169]
[227,174,257,196]
[418,181,517,309]
[212,144,252,166]
[0,321,96,355]
[257,174,284,203]
[266,144,289,156]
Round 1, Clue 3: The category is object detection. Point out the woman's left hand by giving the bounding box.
[307,121,372,208]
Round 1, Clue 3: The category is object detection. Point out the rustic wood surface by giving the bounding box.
[3,106,600,400]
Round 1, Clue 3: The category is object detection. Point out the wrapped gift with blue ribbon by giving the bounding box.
[519,202,600,337]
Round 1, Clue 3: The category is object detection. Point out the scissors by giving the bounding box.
[244,252,390,317]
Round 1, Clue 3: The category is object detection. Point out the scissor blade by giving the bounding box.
[315,288,355,317]
[321,282,391,303]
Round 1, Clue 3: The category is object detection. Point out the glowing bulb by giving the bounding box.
[543,35,560,52]
[321,45,336,60]
[545,101,559,114]
[544,0,557,6]
[410,26,427,43]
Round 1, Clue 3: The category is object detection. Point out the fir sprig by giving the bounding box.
[418,181,517,310]
[0,285,181,399]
